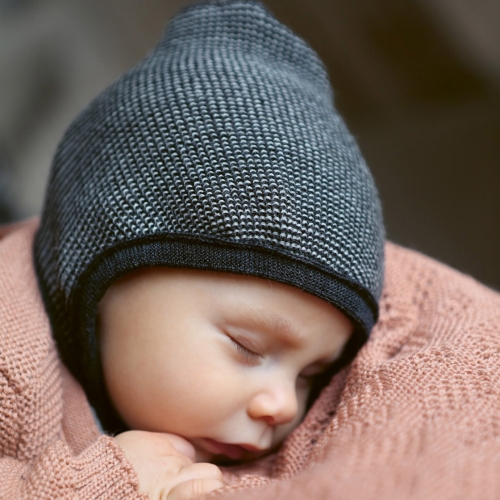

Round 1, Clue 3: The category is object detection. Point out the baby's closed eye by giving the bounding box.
[227,335,262,365]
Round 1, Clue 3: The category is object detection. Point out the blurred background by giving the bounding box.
[1,0,499,289]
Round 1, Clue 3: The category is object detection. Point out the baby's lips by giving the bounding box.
[201,438,246,460]
[195,437,271,462]
[239,443,264,453]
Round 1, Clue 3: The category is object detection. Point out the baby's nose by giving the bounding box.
[247,381,298,426]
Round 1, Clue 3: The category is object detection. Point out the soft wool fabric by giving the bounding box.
[2,220,500,499]
[33,0,384,431]
[0,221,146,500]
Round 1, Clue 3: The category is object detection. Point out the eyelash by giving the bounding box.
[228,336,261,364]
[227,336,329,382]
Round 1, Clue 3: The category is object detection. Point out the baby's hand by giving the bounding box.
[114,430,223,500]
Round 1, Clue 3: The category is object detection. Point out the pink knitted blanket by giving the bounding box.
[1,220,499,499]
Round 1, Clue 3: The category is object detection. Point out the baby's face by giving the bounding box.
[99,268,352,464]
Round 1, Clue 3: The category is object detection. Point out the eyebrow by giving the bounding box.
[230,305,304,348]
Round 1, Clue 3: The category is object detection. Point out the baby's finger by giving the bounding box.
[183,462,223,480]
[162,433,197,462]
[168,478,224,500]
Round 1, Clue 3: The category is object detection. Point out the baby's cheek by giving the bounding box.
[295,379,311,419]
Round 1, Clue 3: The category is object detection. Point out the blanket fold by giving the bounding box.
[220,242,500,499]
[1,219,499,499]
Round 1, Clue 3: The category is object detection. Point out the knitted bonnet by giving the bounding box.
[34,0,384,431]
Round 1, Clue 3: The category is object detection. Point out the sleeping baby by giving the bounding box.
[29,1,383,498]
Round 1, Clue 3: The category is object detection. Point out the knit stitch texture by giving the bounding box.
[0,221,147,500]
[2,220,500,499]
[33,0,384,429]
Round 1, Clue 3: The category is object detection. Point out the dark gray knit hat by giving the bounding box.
[35,0,384,431]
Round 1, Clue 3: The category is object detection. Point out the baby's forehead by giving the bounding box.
[128,267,341,316]
[104,266,352,360]
[193,272,351,349]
